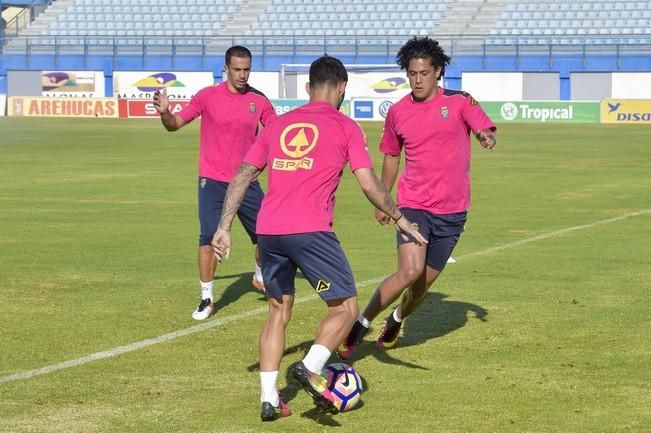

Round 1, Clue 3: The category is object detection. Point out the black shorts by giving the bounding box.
[197,177,263,246]
[257,232,357,302]
[396,208,467,271]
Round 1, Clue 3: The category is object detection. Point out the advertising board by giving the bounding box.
[601,99,651,124]
[7,97,118,118]
[41,71,105,98]
[482,101,600,123]
[351,98,399,121]
[113,71,213,99]
[118,99,190,118]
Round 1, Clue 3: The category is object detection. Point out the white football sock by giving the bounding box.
[392,308,403,323]
[254,265,264,283]
[302,344,331,375]
[260,371,279,405]
[358,315,371,328]
[200,280,214,300]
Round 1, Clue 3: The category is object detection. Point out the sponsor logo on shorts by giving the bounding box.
[315,279,331,293]
[200,178,207,188]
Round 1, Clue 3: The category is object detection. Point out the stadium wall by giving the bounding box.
[2,53,651,99]
[5,93,651,125]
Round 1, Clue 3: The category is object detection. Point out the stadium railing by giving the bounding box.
[2,34,651,67]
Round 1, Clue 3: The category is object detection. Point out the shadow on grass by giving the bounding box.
[397,291,488,347]
[242,291,485,425]
[334,292,488,365]
[211,272,267,312]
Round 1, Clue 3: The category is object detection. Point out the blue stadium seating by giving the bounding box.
[489,0,651,45]
[3,0,649,49]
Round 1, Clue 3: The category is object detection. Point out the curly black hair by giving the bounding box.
[396,37,451,78]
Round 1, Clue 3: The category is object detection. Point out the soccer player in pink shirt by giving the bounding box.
[338,37,498,359]
[210,56,426,421]
[153,46,276,321]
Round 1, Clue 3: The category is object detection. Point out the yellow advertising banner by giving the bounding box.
[7,97,119,118]
[601,99,651,124]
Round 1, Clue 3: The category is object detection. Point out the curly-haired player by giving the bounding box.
[339,37,497,358]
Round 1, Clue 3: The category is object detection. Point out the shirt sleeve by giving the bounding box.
[259,97,277,127]
[346,121,374,171]
[243,126,270,170]
[177,88,205,123]
[462,94,497,134]
[378,106,402,156]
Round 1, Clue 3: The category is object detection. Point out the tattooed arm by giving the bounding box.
[353,168,427,246]
[212,163,261,261]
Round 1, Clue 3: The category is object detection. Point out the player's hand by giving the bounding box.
[153,89,170,114]
[395,215,428,246]
[211,228,231,262]
[476,129,496,150]
[375,208,392,225]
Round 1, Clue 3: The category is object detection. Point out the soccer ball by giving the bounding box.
[323,362,362,412]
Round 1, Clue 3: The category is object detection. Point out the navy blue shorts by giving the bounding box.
[198,177,264,246]
[396,208,467,271]
[257,232,357,302]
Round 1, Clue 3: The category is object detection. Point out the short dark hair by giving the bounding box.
[396,37,451,78]
[225,45,252,65]
[309,55,348,88]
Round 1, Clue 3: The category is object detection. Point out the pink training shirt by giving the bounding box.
[380,87,496,214]
[177,82,276,182]
[244,101,373,235]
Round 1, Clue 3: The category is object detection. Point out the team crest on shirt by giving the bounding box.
[315,279,331,293]
[441,106,449,119]
[249,102,256,113]
[272,123,319,171]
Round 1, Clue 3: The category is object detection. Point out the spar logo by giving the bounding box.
[500,103,574,122]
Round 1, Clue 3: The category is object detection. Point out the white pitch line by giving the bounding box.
[1,209,649,385]
[459,209,651,259]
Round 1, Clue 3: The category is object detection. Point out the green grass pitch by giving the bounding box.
[1,117,650,433]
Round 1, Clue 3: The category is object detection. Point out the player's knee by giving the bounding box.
[199,244,214,254]
[399,265,425,284]
[327,296,358,322]
[268,298,292,326]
